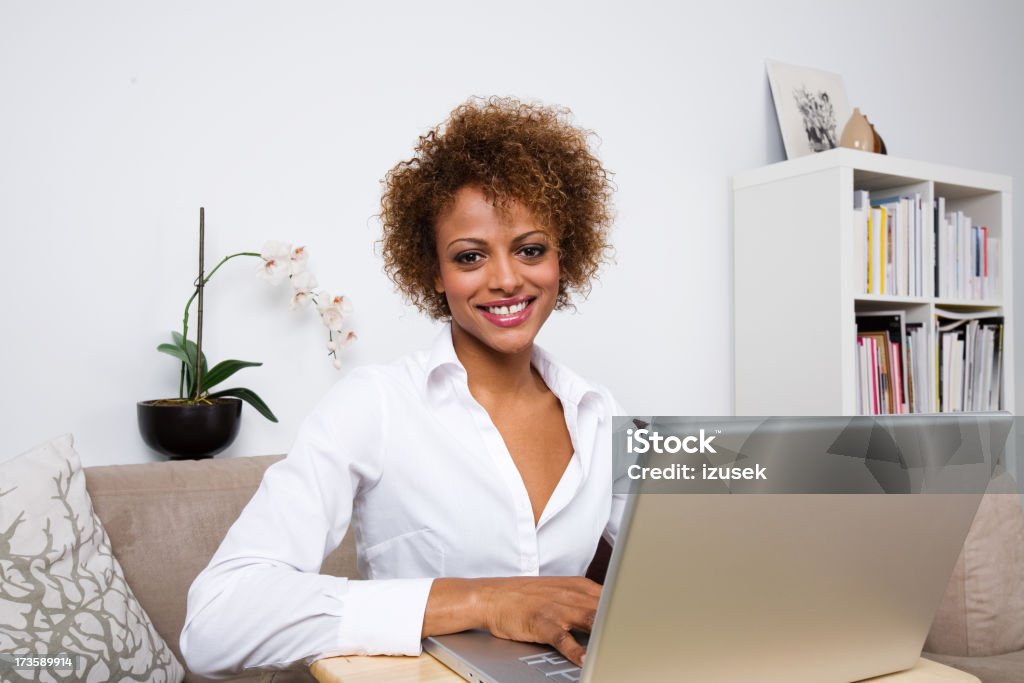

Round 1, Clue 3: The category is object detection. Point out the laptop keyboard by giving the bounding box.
[518,651,582,681]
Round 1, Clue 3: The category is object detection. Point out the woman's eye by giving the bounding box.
[455,251,482,264]
[519,245,546,258]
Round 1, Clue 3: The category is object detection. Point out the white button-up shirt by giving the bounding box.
[181,324,624,678]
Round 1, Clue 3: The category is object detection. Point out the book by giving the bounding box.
[869,206,886,294]
[860,331,893,414]
[905,322,930,413]
[857,311,908,413]
[934,197,944,296]
[853,190,870,294]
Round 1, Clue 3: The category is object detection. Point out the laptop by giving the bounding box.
[424,414,1010,683]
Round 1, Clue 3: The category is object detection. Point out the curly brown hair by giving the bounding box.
[379,96,614,319]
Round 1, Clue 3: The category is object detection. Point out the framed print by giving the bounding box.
[766,60,851,159]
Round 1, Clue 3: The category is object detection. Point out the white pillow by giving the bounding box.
[0,434,185,683]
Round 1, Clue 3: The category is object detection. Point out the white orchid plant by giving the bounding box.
[157,239,356,423]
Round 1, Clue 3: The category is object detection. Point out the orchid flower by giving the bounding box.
[327,331,357,368]
[318,293,353,316]
[289,246,309,274]
[318,293,352,333]
[258,240,293,285]
[290,271,319,309]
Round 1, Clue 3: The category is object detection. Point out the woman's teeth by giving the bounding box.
[484,301,528,315]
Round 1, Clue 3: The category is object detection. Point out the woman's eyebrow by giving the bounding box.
[447,237,488,249]
[511,230,549,244]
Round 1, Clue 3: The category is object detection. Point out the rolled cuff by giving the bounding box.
[333,578,435,656]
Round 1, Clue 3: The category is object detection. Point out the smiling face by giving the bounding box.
[434,185,561,359]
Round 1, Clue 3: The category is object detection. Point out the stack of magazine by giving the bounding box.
[855,308,1003,414]
[936,308,1004,412]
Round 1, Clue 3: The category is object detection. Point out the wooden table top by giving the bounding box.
[310,653,980,683]
[311,653,454,683]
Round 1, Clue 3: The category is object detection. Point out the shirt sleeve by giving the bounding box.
[602,393,629,547]
[179,368,434,678]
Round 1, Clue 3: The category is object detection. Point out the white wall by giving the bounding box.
[2,0,1022,468]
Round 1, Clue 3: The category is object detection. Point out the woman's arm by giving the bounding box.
[423,576,601,667]
[180,369,434,677]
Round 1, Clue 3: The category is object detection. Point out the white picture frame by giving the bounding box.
[766,59,852,159]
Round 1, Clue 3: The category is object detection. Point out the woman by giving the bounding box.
[181,96,623,677]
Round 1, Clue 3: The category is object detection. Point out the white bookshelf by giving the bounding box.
[732,148,1014,417]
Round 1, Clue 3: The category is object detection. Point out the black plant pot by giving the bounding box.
[137,398,242,460]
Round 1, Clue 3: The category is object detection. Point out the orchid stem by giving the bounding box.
[196,209,205,400]
[177,248,261,399]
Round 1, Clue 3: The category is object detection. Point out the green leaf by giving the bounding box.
[208,387,278,423]
[171,332,208,374]
[172,332,208,397]
[200,359,263,393]
[157,343,191,366]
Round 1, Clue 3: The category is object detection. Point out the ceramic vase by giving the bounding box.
[840,108,874,152]
[869,120,888,155]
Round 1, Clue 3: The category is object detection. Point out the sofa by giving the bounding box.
[84,454,351,683]
[79,456,1022,683]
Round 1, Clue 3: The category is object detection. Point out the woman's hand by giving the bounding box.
[423,576,601,667]
[480,576,600,666]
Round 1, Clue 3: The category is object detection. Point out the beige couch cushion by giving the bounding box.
[925,470,1024,657]
[85,454,358,683]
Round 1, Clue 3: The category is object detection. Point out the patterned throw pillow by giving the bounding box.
[0,435,184,683]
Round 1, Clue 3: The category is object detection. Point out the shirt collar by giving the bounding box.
[424,323,464,391]
[424,323,605,413]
